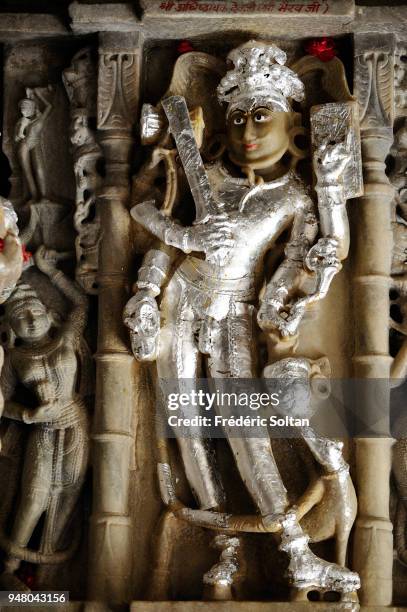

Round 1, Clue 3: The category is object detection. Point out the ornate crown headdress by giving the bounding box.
[217,41,305,114]
[5,282,43,315]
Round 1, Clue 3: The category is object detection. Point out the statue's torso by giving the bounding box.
[203,163,307,274]
[11,336,78,406]
[169,163,312,320]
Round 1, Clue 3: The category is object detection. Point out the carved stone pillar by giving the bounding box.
[88,32,142,603]
[353,33,395,606]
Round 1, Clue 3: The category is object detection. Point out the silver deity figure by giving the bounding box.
[0,197,23,303]
[124,41,359,599]
[0,246,89,590]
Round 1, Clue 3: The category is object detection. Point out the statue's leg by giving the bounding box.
[1,427,53,588]
[32,146,47,200]
[40,420,89,553]
[264,357,360,598]
[156,276,229,599]
[17,145,38,201]
[157,275,224,511]
[202,305,285,598]
[206,305,288,520]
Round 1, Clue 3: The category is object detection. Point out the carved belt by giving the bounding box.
[42,398,88,430]
[176,256,257,301]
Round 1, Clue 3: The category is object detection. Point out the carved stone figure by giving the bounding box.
[63,48,102,294]
[15,87,54,203]
[0,246,89,591]
[389,118,407,578]
[124,41,360,600]
[395,46,407,114]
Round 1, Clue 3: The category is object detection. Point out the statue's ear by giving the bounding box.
[287,122,310,163]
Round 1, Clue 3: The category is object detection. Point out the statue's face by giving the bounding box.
[9,300,51,342]
[71,126,89,146]
[226,106,290,169]
[20,100,36,119]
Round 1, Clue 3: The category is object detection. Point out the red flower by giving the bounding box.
[177,40,194,55]
[22,244,32,263]
[305,37,336,62]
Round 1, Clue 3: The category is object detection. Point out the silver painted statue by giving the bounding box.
[124,41,360,598]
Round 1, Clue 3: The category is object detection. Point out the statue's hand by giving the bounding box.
[185,215,235,265]
[305,237,340,273]
[257,300,291,335]
[283,298,308,337]
[34,245,59,273]
[314,138,351,186]
[123,290,160,362]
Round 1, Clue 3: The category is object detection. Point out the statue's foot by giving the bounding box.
[203,535,241,601]
[291,585,359,609]
[0,572,30,592]
[286,548,360,594]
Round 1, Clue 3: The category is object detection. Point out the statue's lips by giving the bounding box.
[244,143,258,151]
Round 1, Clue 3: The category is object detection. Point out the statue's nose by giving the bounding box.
[242,118,256,142]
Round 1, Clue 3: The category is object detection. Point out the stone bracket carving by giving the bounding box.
[354,33,396,130]
[97,36,141,131]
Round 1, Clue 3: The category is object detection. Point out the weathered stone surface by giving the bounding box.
[68,2,407,39]
[0,13,67,41]
[143,0,355,18]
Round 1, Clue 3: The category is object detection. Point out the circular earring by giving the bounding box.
[288,126,310,160]
[204,133,227,161]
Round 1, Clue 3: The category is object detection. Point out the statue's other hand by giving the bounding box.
[305,237,340,273]
[257,300,290,334]
[186,215,235,264]
[34,245,59,273]
[123,291,160,362]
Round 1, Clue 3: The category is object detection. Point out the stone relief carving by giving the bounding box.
[390,118,407,598]
[63,48,103,294]
[0,42,95,594]
[98,51,139,131]
[0,7,404,606]
[15,87,54,204]
[0,246,90,591]
[395,45,407,115]
[124,40,361,602]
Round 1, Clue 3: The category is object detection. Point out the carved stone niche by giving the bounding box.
[0,38,97,601]
[0,2,406,611]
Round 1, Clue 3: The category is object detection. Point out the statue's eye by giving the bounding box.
[233,116,245,125]
[254,112,268,123]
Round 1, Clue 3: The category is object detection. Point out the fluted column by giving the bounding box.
[352,33,395,606]
[88,31,142,603]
